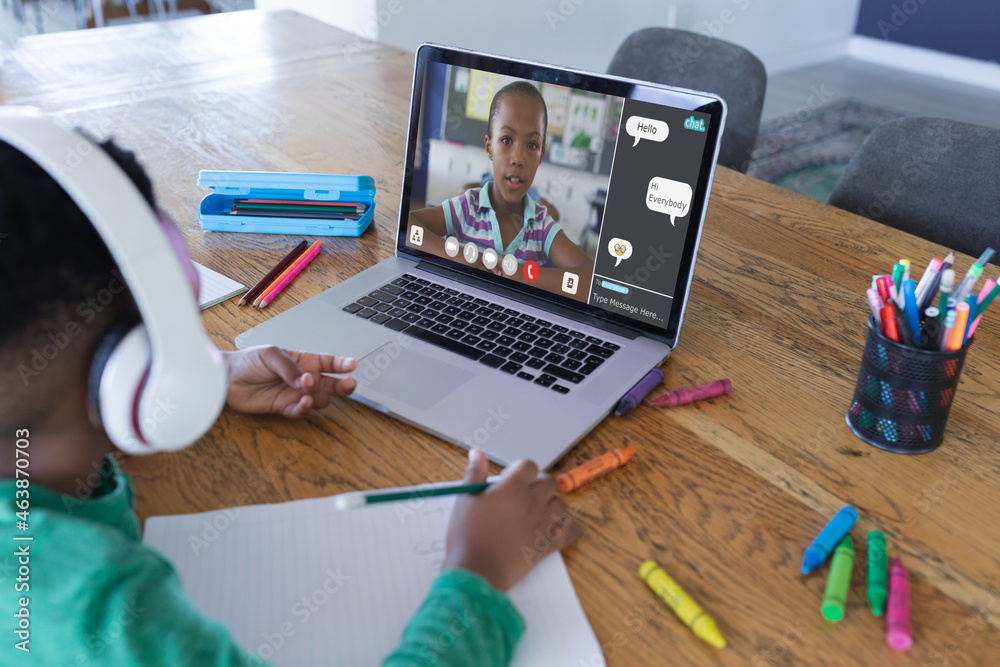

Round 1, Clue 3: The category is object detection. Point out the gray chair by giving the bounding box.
[829,117,1000,262]
[608,27,766,173]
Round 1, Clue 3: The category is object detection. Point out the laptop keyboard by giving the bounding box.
[342,273,620,394]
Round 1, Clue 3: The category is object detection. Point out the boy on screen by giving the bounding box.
[408,81,593,300]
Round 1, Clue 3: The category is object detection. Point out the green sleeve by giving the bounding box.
[382,569,525,667]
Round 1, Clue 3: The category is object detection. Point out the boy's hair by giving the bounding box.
[486,81,548,144]
[0,137,154,349]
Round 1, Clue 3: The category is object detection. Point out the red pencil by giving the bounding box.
[239,240,308,306]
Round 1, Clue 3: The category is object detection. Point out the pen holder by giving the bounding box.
[846,316,970,454]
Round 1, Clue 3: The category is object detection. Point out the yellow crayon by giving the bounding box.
[639,560,726,648]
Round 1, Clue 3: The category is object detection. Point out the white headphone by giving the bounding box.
[0,107,228,454]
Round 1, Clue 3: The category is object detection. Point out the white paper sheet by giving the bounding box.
[144,493,604,666]
[194,261,244,309]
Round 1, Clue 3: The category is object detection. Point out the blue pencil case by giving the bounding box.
[196,170,375,236]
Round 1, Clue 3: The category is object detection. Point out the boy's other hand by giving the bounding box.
[223,346,357,418]
[442,449,580,592]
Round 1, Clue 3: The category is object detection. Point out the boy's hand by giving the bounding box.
[223,346,357,418]
[442,449,580,592]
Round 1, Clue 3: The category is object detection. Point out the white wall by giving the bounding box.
[371,0,863,75]
[254,0,379,37]
[256,0,862,74]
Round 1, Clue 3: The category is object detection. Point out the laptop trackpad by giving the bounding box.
[357,344,473,411]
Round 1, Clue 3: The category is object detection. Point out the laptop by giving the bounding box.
[235,44,726,470]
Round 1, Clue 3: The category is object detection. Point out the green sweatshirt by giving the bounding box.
[0,456,524,666]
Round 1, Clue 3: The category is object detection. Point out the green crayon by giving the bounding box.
[822,535,855,622]
[867,531,888,616]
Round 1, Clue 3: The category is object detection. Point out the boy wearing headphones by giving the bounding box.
[0,112,578,665]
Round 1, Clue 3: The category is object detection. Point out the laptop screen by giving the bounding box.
[397,45,725,344]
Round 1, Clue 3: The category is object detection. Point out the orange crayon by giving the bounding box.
[557,446,635,493]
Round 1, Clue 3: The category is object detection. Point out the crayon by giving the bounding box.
[801,506,858,574]
[639,560,726,648]
[557,446,635,493]
[867,531,888,615]
[822,535,855,622]
[886,557,913,651]
[649,379,731,408]
[615,368,664,416]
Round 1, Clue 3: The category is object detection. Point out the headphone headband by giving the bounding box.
[0,107,227,452]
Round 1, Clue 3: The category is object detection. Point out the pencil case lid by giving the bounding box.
[196,170,376,201]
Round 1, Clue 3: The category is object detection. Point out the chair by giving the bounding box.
[829,117,1000,262]
[607,27,766,173]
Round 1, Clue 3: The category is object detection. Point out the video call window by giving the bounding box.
[404,63,709,330]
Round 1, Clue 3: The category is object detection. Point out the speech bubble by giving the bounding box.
[607,237,633,267]
[646,177,692,225]
[625,115,668,147]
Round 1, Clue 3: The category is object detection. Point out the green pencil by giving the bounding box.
[334,480,493,510]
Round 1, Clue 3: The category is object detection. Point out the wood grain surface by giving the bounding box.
[4,10,999,665]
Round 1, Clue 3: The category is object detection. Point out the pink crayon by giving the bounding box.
[649,379,732,408]
[886,557,913,651]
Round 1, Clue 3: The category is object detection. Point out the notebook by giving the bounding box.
[194,261,245,309]
[143,490,604,666]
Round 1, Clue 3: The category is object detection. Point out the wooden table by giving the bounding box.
[5,10,999,665]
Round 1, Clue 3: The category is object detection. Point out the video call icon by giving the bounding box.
[444,236,459,257]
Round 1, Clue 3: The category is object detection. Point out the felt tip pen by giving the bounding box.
[615,368,665,416]
[938,310,957,351]
[947,303,970,350]
[903,280,921,348]
[900,259,911,285]
[880,305,900,343]
[976,247,995,266]
[914,257,942,307]
[968,279,998,338]
[937,269,956,325]
[952,263,983,304]
[891,263,905,305]
[876,276,892,307]
[866,288,884,324]
[963,294,978,345]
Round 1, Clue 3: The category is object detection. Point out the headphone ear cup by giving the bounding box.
[88,315,153,455]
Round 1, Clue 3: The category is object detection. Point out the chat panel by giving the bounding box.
[590,99,710,328]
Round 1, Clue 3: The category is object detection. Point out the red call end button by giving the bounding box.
[523,260,539,282]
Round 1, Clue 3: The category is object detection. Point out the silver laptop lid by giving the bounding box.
[396,44,726,346]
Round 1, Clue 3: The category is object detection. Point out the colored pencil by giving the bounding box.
[238,240,307,306]
[258,242,322,308]
[253,240,321,307]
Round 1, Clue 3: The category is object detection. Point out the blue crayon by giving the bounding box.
[801,506,859,574]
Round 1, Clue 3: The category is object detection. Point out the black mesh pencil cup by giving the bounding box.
[846,316,970,454]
